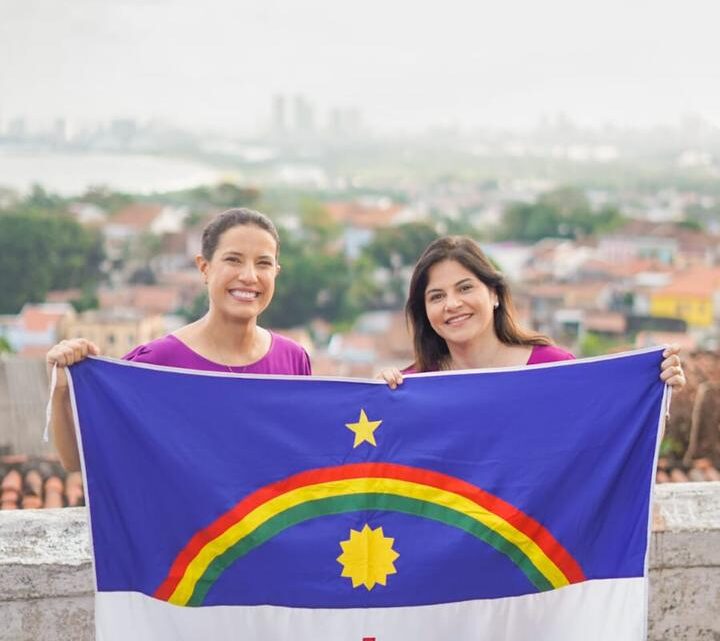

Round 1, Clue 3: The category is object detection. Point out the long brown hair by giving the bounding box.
[406,236,551,372]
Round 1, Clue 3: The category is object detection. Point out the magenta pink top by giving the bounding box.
[123,333,311,375]
[402,344,575,374]
[525,344,575,365]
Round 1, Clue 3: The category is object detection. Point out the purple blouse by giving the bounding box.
[403,344,575,374]
[525,344,575,365]
[123,333,311,375]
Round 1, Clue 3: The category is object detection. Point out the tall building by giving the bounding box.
[52,118,68,145]
[109,119,137,146]
[7,117,27,140]
[272,94,287,134]
[292,95,315,135]
[329,107,362,137]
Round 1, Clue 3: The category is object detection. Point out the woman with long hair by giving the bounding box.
[380,235,685,387]
[47,208,311,471]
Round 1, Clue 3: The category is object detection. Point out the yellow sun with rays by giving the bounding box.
[337,524,399,590]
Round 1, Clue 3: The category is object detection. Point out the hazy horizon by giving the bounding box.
[2,0,719,134]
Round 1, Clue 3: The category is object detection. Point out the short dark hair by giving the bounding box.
[201,208,280,260]
[406,235,551,372]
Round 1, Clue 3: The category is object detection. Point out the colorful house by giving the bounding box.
[650,268,720,328]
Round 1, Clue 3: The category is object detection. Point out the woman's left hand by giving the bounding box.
[660,344,686,390]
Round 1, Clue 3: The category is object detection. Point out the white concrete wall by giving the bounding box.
[1,482,718,641]
[648,482,720,640]
[0,508,93,641]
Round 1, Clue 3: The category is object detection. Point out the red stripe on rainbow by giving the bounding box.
[155,462,585,600]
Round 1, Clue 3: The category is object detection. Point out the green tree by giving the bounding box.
[360,222,439,308]
[677,219,703,231]
[187,182,260,210]
[79,186,133,213]
[0,336,13,354]
[579,332,624,357]
[261,233,355,328]
[537,186,589,219]
[179,291,209,323]
[24,184,65,212]
[496,187,624,242]
[500,203,561,241]
[363,222,439,269]
[298,197,341,247]
[70,287,100,313]
[0,213,104,313]
[345,254,384,313]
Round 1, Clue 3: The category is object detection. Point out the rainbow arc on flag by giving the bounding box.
[69,348,666,640]
[156,462,585,606]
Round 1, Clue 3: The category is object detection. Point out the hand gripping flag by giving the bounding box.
[67,348,667,641]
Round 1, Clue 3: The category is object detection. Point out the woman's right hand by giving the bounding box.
[46,339,100,387]
[377,367,404,390]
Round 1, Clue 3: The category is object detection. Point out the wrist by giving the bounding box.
[52,373,70,392]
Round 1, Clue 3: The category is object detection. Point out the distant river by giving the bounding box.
[0,150,240,196]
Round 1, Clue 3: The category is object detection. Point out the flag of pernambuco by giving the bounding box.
[69,348,666,641]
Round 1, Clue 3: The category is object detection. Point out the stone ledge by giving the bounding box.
[0,482,718,641]
[652,481,720,531]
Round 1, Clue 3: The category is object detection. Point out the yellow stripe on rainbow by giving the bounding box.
[168,477,569,605]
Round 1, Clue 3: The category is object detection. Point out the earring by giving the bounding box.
[493,301,499,309]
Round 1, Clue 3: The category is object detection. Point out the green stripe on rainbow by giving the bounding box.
[155,463,585,606]
[190,494,555,606]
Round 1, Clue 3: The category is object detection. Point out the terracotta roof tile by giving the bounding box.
[110,203,165,229]
[19,303,74,332]
[687,468,706,482]
[669,468,690,482]
[98,285,183,315]
[18,346,56,358]
[635,331,698,351]
[325,201,406,229]
[583,311,627,334]
[654,457,720,484]
[45,289,83,303]
[655,469,670,483]
[25,469,42,495]
[0,455,84,510]
[611,220,718,247]
[44,491,64,509]
[44,476,63,494]
[22,494,42,509]
[131,286,181,315]
[1,469,21,493]
[2,489,20,504]
[692,457,720,481]
[653,268,720,297]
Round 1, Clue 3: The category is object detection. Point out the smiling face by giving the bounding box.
[196,224,279,323]
[424,259,498,349]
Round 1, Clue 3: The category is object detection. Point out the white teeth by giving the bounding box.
[446,314,471,325]
[230,290,258,300]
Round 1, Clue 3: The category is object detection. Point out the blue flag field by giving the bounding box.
[68,347,667,641]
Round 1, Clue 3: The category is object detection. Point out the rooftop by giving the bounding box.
[109,203,165,229]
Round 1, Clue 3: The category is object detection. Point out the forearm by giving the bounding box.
[45,338,101,471]
[51,384,81,472]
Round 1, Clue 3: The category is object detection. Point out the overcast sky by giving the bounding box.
[2,0,719,133]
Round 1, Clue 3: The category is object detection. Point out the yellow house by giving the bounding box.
[650,269,720,328]
[60,311,166,358]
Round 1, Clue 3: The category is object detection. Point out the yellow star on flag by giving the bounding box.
[345,409,382,448]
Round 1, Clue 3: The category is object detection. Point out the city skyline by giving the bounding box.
[2,0,720,134]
